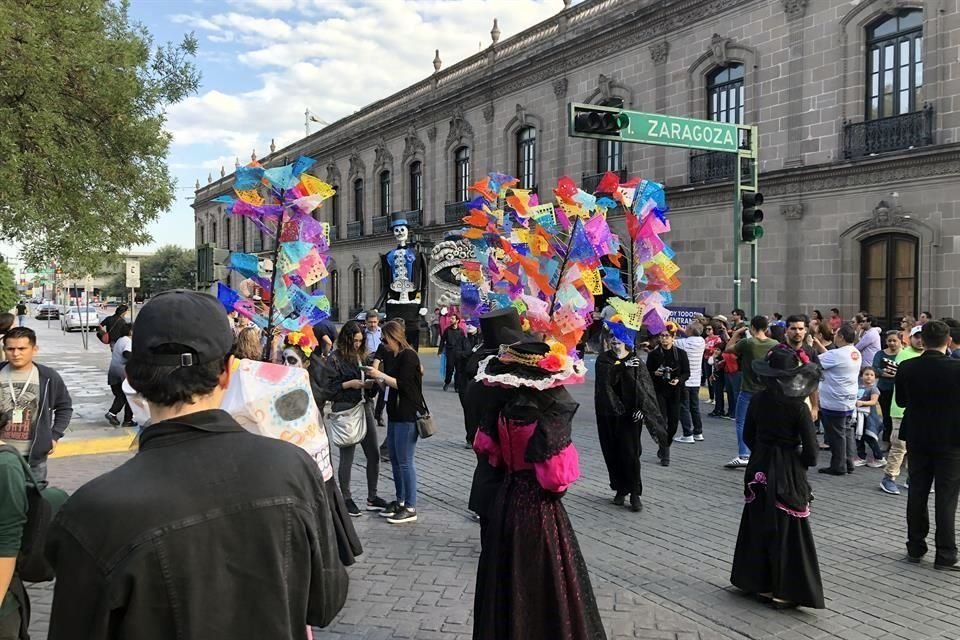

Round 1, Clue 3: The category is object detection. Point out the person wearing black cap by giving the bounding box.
[45,290,348,639]
[464,309,522,532]
[730,344,824,610]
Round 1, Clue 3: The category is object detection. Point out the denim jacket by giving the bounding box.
[45,410,348,640]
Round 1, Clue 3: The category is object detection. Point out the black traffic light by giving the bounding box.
[740,192,764,242]
[197,245,230,284]
[572,106,630,137]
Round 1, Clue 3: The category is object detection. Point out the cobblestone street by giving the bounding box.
[24,352,960,639]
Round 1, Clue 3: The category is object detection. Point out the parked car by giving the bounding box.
[61,306,102,332]
[35,304,60,320]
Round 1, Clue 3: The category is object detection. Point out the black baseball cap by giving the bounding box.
[128,290,234,368]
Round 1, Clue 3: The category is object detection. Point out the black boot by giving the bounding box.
[630,493,642,512]
[612,491,626,506]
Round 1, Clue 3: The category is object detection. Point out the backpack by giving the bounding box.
[0,445,69,582]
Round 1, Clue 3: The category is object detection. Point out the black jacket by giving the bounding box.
[0,362,73,463]
[645,346,690,394]
[439,325,467,356]
[45,410,348,640]
[896,351,960,450]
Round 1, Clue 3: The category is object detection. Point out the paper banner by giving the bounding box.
[581,267,603,295]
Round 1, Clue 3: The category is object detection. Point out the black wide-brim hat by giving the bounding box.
[752,344,822,398]
[478,341,586,390]
[479,308,524,349]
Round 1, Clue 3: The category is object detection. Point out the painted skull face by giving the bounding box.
[283,347,307,368]
[393,224,409,245]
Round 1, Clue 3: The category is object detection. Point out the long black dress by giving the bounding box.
[473,384,606,640]
[730,389,825,608]
[594,350,668,496]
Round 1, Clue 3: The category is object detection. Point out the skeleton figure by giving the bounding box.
[377,213,428,349]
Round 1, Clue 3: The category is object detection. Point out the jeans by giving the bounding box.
[108,382,133,423]
[857,433,884,461]
[30,460,47,486]
[734,390,753,458]
[337,403,380,502]
[16,314,25,327]
[387,420,418,507]
[443,351,458,386]
[822,412,856,473]
[679,386,703,436]
[906,447,960,565]
[703,362,713,397]
[884,418,908,479]
[878,387,894,442]
[726,372,741,417]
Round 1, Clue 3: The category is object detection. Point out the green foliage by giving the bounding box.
[0,0,201,273]
[0,262,19,312]
[140,246,197,297]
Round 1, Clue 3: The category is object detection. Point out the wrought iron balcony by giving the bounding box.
[346,221,362,239]
[444,201,470,224]
[689,150,735,183]
[581,168,627,193]
[843,106,934,160]
[405,209,421,227]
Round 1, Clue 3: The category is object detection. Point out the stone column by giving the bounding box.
[553,78,568,183]
[782,0,808,167]
[649,42,669,182]
[427,125,438,226]
[483,101,495,176]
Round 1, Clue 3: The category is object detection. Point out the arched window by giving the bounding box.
[516,127,537,190]
[379,170,391,217]
[867,9,923,120]
[198,225,205,245]
[707,64,745,124]
[353,179,364,223]
[224,217,232,251]
[330,269,340,320]
[211,221,218,248]
[352,269,363,311]
[861,233,918,327]
[409,161,423,211]
[240,217,248,252]
[454,146,470,202]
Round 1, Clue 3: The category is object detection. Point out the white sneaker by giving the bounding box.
[853,458,868,467]
[724,457,750,468]
[867,458,887,468]
[693,434,705,441]
[674,435,695,444]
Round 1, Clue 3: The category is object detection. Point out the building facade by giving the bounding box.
[193,0,960,328]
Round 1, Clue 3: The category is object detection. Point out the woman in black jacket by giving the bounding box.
[645,324,689,467]
[322,320,389,517]
[365,320,424,525]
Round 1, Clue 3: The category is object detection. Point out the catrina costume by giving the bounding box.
[730,344,825,609]
[472,342,606,640]
[594,328,668,509]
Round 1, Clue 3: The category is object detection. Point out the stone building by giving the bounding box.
[193,0,960,328]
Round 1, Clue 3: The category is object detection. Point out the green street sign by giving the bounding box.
[568,103,741,153]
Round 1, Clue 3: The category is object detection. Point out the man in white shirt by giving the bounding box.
[813,323,862,475]
[855,314,882,370]
[675,322,707,443]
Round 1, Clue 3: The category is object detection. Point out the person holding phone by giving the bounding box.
[873,331,901,444]
[321,321,388,517]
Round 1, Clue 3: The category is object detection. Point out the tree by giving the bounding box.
[0,262,19,313]
[0,0,200,273]
[102,246,196,300]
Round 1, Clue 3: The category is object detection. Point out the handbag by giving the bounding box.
[326,362,368,448]
[415,389,437,439]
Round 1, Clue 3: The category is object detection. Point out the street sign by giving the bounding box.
[568,103,741,153]
[125,259,141,289]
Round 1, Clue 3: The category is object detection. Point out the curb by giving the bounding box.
[51,429,137,458]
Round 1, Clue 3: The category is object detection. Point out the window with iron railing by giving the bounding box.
[409,161,423,212]
[379,170,391,217]
[867,9,923,121]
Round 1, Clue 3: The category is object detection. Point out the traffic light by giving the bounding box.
[740,192,764,242]
[570,104,630,138]
[197,245,230,285]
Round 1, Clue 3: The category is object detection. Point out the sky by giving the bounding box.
[129,0,580,249]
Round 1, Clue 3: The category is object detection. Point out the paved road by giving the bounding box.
[23,343,960,639]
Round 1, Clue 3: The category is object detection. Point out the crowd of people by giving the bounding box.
[3,296,960,638]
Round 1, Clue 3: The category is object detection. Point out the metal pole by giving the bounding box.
[263,188,287,362]
[733,154,742,312]
[749,156,759,317]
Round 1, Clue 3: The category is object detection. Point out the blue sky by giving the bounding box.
[130,0,575,249]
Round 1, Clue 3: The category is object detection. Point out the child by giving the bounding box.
[854,367,885,467]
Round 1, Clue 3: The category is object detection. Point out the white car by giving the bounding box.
[61,306,102,332]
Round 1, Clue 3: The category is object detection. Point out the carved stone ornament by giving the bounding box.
[373,136,394,172]
[780,203,804,220]
[325,162,342,185]
[649,41,669,65]
[781,0,807,19]
[598,73,612,100]
[348,148,366,180]
[402,125,425,164]
[869,199,909,228]
[482,104,495,123]
[710,34,731,66]
[427,126,438,142]
[445,105,475,148]
[515,103,527,127]
[552,77,568,98]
